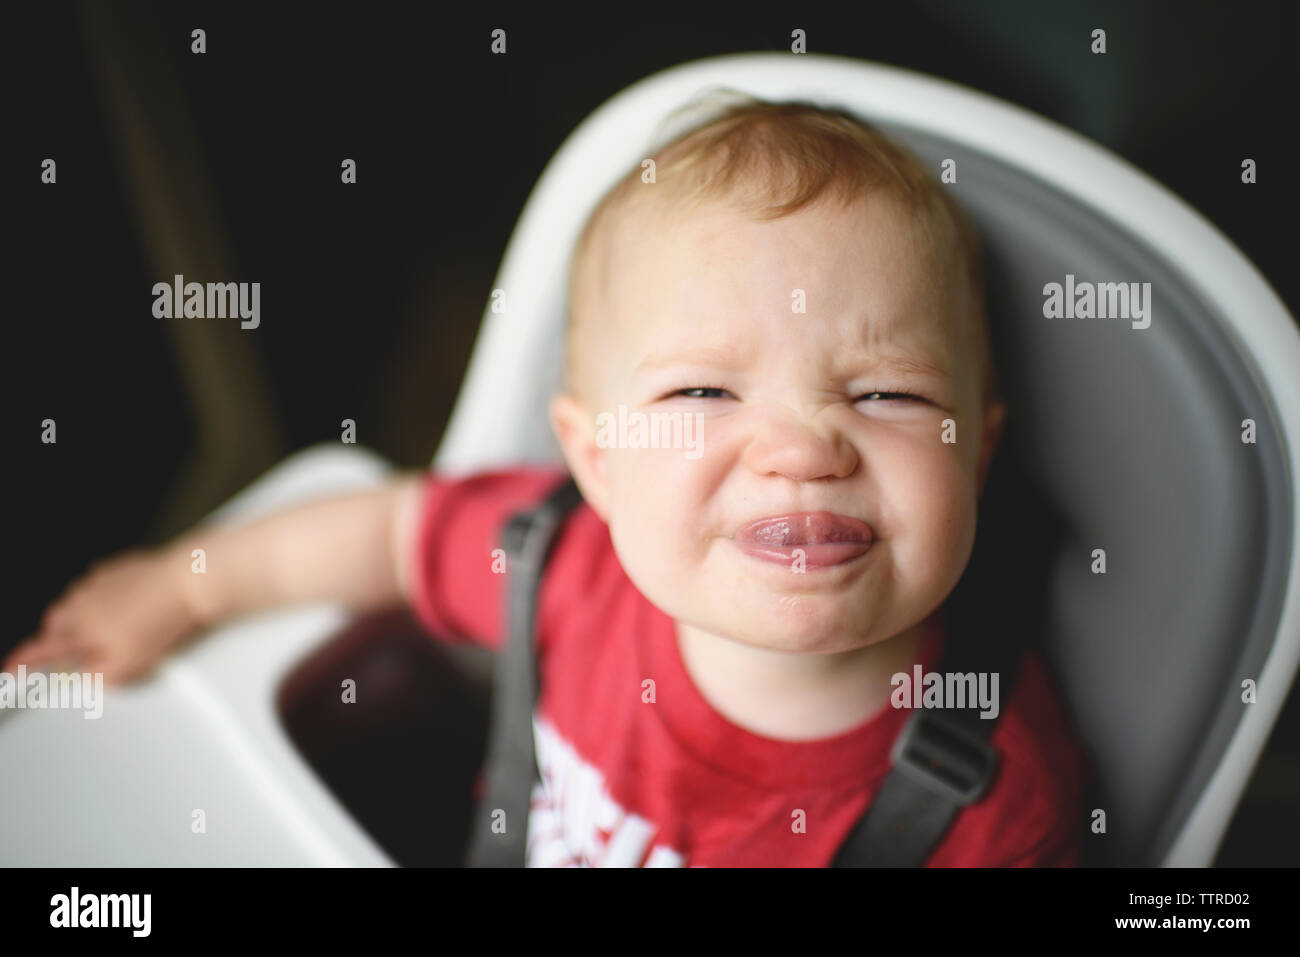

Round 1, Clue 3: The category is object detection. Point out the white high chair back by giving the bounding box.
[433,53,1300,866]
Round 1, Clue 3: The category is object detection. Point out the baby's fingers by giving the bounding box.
[82,651,147,687]
[3,631,88,672]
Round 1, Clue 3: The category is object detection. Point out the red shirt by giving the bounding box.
[408,464,1089,867]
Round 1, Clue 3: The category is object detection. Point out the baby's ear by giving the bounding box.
[976,398,1006,495]
[548,391,611,522]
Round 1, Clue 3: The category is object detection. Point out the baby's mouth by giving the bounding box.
[732,512,874,569]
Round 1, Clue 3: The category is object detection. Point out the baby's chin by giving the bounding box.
[681,620,895,658]
[677,586,908,655]
[624,553,905,652]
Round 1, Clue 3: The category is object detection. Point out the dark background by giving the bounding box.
[9,0,1298,864]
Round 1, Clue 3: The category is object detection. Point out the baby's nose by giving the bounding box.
[742,414,859,483]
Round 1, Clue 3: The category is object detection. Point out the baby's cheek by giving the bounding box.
[886,440,977,580]
[607,452,691,586]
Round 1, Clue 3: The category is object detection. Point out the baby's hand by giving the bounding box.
[3,547,202,686]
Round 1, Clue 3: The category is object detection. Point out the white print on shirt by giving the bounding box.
[527,714,687,867]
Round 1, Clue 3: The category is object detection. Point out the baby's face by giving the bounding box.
[552,192,1003,655]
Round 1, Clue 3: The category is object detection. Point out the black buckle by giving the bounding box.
[889,711,998,805]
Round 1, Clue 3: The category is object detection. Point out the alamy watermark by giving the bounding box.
[1043,273,1151,330]
[891,665,999,719]
[50,887,150,937]
[0,665,104,719]
[152,274,260,329]
[595,404,703,459]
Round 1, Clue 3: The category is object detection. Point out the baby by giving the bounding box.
[5,95,1086,867]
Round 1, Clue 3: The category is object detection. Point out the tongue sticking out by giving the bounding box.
[733,513,873,569]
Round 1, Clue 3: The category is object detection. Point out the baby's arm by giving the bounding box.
[4,472,427,685]
[177,473,426,625]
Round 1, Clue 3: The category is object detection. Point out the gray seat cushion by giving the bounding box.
[881,122,1292,864]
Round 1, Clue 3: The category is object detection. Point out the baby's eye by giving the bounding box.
[855,390,928,403]
[672,386,732,399]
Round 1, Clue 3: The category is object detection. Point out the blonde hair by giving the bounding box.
[565,90,995,404]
